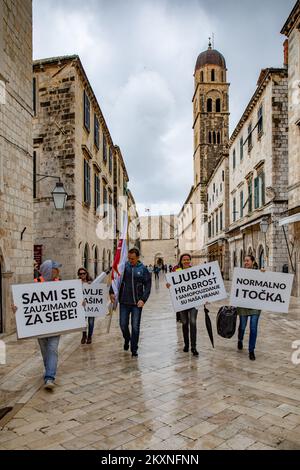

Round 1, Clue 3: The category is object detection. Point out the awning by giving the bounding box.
[279,213,300,227]
[240,215,270,231]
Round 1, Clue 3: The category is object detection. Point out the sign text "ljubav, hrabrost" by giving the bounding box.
[166,261,227,313]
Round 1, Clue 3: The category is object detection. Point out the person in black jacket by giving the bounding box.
[110,248,151,357]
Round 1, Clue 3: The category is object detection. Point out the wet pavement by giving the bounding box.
[0,277,300,450]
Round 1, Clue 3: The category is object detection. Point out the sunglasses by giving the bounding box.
[78,272,87,276]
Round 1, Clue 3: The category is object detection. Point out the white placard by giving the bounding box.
[230,268,294,313]
[166,261,227,313]
[12,280,86,339]
[83,283,109,318]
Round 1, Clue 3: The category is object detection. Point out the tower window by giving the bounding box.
[208,131,212,144]
[217,132,221,144]
[200,71,204,82]
[213,131,216,144]
[207,98,213,113]
[233,149,236,169]
[216,98,221,112]
[211,69,215,81]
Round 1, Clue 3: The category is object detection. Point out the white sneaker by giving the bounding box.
[44,380,55,390]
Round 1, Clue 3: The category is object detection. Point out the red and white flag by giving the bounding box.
[111,213,128,307]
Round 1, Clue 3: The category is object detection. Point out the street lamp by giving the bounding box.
[259,217,269,234]
[51,182,68,210]
[36,174,68,210]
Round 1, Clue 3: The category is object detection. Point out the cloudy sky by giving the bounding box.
[33,0,295,215]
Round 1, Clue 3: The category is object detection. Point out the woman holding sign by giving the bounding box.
[14,260,62,390]
[237,255,261,361]
[166,253,199,356]
[78,268,94,345]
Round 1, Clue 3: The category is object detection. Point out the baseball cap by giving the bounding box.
[51,261,62,269]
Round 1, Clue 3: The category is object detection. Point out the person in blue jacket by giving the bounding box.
[110,248,152,357]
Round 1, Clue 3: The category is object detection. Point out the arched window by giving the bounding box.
[216,98,221,112]
[94,247,99,279]
[211,69,215,81]
[240,249,244,267]
[207,98,212,113]
[83,243,89,271]
[222,71,225,82]
[258,246,265,269]
[248,247,253,256]
[233,251,237,268]
[200,71,204,82]
[208,131,212,144]
[102,248,106,271]
[213,131,216,144]
[217,132,221,144]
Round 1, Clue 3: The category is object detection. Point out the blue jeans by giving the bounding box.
[238,315,260,353]
[87,317,95,338]
[119,304,142,353]
[38,336,60,382]
[180,308,198,349]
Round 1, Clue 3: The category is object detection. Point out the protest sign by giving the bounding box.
[83,283,109,318]
[166,261,227,312]
[230,268,294,313]
[12,280,86,339]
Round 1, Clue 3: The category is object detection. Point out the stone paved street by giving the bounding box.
[1,278,300,450]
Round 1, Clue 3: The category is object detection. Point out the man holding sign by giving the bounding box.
[12,260,86,390]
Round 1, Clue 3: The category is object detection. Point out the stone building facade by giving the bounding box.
[206,153,230,278]
[227,68,289,278]
[140,215,177,268]
[0,0,33,334]
[281,0,300,296]
[33,55,136,281]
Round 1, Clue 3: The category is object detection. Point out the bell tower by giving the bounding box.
[192,39,229,204]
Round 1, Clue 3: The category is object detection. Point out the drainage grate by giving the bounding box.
[0,407,13,421]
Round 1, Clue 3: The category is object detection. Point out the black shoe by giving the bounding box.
[249,351,256,361]
[183,345,189,352]
[238,340,243,350]
[191,348,199,356]
[132,352,138,357]
[81,332,87,344]
[124,341,130,351]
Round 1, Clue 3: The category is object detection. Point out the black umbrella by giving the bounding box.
[204,306,214,348]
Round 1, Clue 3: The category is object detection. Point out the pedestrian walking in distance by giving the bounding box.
[166,253,199,356]
[109,248,152,357]
[78,267,94,345]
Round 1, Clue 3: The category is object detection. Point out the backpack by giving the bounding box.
[216,306,238,339]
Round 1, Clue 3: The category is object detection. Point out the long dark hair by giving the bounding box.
[77,267,93,282]
[244,255,258,269]
[178,253,192,269]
